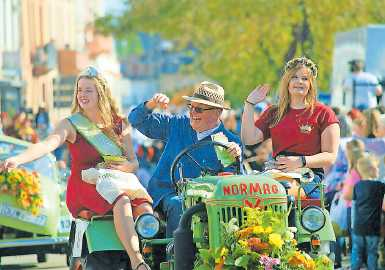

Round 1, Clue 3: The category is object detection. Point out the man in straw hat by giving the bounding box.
[129,81,242,237]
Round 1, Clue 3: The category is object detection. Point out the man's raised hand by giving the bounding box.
[146,93,170,110]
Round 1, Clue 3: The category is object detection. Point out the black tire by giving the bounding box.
[37,253,47,263]
[83,251,130,270]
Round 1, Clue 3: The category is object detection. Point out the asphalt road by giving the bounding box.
[1,254,68,269]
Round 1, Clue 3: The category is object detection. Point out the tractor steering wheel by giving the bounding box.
[170,140,241,191]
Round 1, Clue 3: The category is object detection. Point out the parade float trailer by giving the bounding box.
[0,135,71,265]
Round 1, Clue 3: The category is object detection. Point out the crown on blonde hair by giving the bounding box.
[284,57,318,78]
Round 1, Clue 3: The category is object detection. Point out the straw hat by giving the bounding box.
[183,81,230,109]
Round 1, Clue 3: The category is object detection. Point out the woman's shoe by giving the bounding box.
[134,261,151,270]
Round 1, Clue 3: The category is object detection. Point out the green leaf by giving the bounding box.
[234,255,250,268]
[194,264,211,270]
[198,249,212,262]
[224,256,235,265]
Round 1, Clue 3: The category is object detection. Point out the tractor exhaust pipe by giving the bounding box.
[174,203,205,270]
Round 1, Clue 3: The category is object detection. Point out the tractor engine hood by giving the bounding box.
[185,173,288,209]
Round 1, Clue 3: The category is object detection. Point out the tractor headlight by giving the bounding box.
[135,213,160,239]
[300,206,325,233]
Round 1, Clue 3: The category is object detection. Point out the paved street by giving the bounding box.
[1,254,68,270]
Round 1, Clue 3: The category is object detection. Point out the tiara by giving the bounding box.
[79,66,100,77]
[284,57,318,78]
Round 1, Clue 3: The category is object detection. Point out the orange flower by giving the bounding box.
[20,198,31,208]
[1,169,43,214]
[215,257,224,270]
[236,227,254,239]
[250,241,270,253]
[288,251,315,270]
[19,182,25,190]
[247,237,261,247]
[31,184,39,194]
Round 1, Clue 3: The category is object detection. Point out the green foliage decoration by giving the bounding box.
[96,0,385,106]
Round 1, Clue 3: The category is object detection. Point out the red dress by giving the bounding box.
[66,119,150,218]
[66,134,111,217]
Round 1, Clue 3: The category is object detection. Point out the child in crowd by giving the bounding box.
[351,153,385,270]
[343,139,365,226]
[331,139,365,268]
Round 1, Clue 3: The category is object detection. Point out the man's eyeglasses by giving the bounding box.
[79,66,99,77]
[187,104,217,113]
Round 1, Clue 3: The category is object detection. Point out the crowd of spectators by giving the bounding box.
[2,70,385,269]
[0,106,70,178]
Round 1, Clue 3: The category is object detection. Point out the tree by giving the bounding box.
[96,0,385,106]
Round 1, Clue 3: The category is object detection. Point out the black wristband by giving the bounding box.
[245,100,256,106]
[300,156,307,167]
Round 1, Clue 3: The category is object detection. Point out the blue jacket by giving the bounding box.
[128,103,242,207]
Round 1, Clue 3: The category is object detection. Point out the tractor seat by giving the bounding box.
[296,198,321,209]
[217,172,234,176]
[77,210,114,220]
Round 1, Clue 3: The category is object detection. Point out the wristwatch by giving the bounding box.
[300,156,307,167]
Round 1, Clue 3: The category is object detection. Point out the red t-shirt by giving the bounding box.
[255,102,339,158]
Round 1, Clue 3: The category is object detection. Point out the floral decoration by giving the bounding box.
[0,168,43,215]
[194,208,332,270]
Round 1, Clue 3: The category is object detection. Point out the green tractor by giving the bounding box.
[71,141,335,270]
[143,141,335,269]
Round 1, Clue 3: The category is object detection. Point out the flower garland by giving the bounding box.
[195,208,332,270]
[0,168,43,215]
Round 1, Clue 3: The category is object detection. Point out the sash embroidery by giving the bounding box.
[68,113,123,158]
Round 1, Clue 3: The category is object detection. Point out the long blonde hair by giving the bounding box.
[357,153,379,179]
[271,57,318,127]
[346,139,365,171]
[71,68,126,148]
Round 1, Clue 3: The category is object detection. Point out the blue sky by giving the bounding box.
[103,0,126,16]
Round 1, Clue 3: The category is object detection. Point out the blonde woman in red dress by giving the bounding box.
[242,57,340,198]
[0,67,152,270]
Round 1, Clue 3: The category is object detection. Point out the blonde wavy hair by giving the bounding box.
[271,57,318,127]
[357,153,379,179]
[346,139,365,171]
[71,67,126,148]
